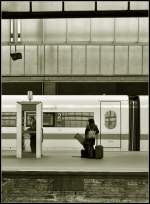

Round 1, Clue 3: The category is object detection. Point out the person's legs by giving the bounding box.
[30,135,36,153]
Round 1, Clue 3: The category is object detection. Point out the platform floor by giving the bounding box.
[2,150,148,173]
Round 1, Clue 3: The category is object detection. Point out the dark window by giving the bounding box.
[2,82,43,95]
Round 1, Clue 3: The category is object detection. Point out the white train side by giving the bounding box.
[1,95,148,151]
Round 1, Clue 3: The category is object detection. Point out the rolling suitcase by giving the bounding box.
[95,135,104,159]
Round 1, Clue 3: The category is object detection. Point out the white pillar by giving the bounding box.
[16,103,22,158]
[36,102,42,158]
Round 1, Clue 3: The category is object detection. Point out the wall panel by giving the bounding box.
[129,46,142,75]
[87,46,99,75]
[97,1,127,10]
[65,1,94,11]
[44,19,66,43]
[115,46,128,74]
[139,18,148,42]
[32,1,62,11]
[45,46,58,75]
[67,19,90,42]
[130,1,149,10]
[11,46,24,75]
[143,46,149,75]
[2,1,29,11]
[101,46,114,75]
[115,18,138,42]
[2,20,10,43]
[25,46,38,75]
[58,46,71,74]
[91,18,114,42]
[72,46,85,75]
[2,46,10,75]
[21,19,43,42]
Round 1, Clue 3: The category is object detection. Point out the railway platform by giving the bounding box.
[2,150,148,172]
[2,150,148,203]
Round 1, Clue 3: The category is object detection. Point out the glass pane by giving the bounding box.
[58,46,71,74]
[45,46,58,75]
[91,18,114,42]
[87,46,99,75]
[115,46,128,74]
[43,113,54,127]
[72,46,85,75]
[65,1,94,11]
[2,20,10,42]
[139,18,148,42]
[2,46,10,75]
[105,110,117,129]
[21,19,43,42]
[32,1,62,11]
[11,46,24,75]
[101,46,114,75]
[2,112,16,127]
[67,19,90,42]
[130,1,149,10]
[1,1,29,11]
[25,46,38,75]
[129,46,142,75]
[97,1,128,10]
[143,46,149,75]
[115,18,138,42]
[54,112,94,127]
[44,19,66,42]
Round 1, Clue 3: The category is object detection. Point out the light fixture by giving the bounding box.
[10,45,22,61]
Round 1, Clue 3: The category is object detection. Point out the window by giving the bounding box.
[2,112,16,127]
[55,112,94,127]
[2,112,94,128]
[105,110,117,129]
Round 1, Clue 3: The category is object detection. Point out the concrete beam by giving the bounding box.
[2,76,148,83]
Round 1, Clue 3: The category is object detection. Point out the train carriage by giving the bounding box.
[1,95,148,152]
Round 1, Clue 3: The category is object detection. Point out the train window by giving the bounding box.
[105,110,117,129]
[2,112,16,127]
[43,113,55,127]
[26,112,55,127]
[55,112,94,127]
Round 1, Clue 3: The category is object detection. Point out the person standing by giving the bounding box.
[84,119,99,158]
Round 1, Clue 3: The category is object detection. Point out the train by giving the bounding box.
[1,95,148,152]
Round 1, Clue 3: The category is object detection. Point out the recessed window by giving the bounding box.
[105,110,117,129]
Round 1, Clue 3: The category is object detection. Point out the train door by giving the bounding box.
[16,101,43,158]
[129,96,140,151]
[100,101,121,150]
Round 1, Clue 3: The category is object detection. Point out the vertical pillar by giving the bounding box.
[16,103,22,158]
[36,102,42,158]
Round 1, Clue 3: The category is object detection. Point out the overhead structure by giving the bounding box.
[2,1,148,19]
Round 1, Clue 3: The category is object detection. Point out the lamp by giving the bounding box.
[10,45,22,61]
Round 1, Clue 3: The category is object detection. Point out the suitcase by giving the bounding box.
[95,145,103,159]
[95,134,104,159]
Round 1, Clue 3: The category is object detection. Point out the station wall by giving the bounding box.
[2,17,149,77]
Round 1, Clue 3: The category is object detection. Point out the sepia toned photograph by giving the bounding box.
[1,1,149,203]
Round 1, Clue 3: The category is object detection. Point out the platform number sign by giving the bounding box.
[56,112,64,127]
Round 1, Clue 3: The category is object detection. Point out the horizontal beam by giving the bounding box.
[2,10,148,19]
[1,42,148,46]
[2,76,148,83]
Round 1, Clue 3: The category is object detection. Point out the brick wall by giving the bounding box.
[2,172,148,203]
